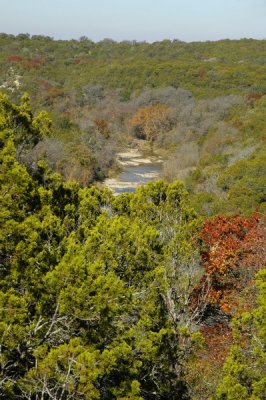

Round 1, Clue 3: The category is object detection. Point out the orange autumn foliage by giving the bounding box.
[197,214,265,314]
[94,118,111,139]
[130,103,172,141]
[187,215,265,397]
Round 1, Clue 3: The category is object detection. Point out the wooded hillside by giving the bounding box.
[0,36,265,399]
[1,35,265,216]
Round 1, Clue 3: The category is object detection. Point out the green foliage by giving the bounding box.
[184,93,266,216]
[216,269,266,400]
[0,93,51,159]
[217,151,266,214]
[1,36,265,101]
[0,42,264,397]
[0,97,204,399]
[1,36,265,209]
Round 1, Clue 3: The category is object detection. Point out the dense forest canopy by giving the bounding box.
[0,35,265,399]
[1,34,266,97]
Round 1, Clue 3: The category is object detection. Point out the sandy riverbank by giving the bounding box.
[104,145,163,194]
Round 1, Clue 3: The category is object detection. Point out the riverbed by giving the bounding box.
[104,147,163,195]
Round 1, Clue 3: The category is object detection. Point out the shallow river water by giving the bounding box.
[104,148,163,195]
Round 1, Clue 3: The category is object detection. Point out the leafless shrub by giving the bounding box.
[200,121,240,162]
[130,87,195,109]
[163,142,200,182]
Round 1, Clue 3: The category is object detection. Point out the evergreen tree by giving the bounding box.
[216,269,266,400]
